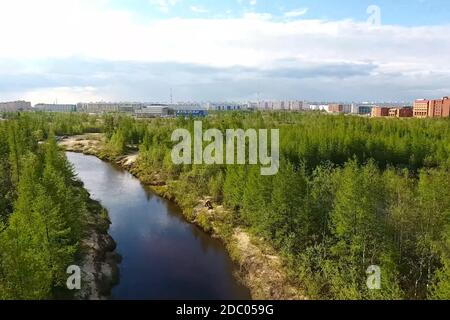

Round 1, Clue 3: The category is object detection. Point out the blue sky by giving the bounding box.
[0,0,449,104]
[110,0,450,26]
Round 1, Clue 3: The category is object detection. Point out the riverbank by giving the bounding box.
[74,187,120,300]
[60,134,306,300]
[59,136,121,299]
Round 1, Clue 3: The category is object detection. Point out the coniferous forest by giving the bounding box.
[1,111,449,300]
[0,113,100,299]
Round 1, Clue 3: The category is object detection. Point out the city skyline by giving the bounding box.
[1,0,450,104]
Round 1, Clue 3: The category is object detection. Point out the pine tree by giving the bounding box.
[7,121,24,188]
[223,165,247,211]
[328,160,401,298]
[430,226,450,299]
[241,165,273,234]
[268,162,307,250]
[0,154,52,299]
[304,163,336,244]
[0,126,13,222]
[415,168,450,298]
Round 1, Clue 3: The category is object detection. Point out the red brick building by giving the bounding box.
[371,107,390,117]
[328,104,344,113]
[413,97,450,118]
[389,107,413,118]
[428,97,450,118]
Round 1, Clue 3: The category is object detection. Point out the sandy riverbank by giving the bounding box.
[74,193,120,300]
[59,134,120,299]
[59,134,306,300]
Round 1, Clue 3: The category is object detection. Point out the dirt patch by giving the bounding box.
[191,200,306,300]
[59,134,105,155]
[115,153,139,169]
[230,229,306,300]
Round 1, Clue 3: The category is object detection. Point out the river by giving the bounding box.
[66,152,251,300]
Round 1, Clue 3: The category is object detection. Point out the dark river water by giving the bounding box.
[66,152,251,300]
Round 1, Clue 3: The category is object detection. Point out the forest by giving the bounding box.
[102,111,450,300]
[1,111,449,300]
[0,113,99,299]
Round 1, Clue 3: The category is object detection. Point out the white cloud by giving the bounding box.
[150,0,179,12]
[238,0,256,6]
[284,8,308,18]
[242,12,273,21]
[0,0,449,102]
[190,5,208,13]
[23,86,102,104]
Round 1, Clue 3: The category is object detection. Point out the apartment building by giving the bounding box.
[428,97,450,118]
[254,100,304,111]
[413,97,450,118]
[413,99,430,118]
[0,100,31,112]
[77,102,142,113]
[328,104,344,113]
[371,107,390,117]
[389,107,413,118]
[287,100,304,111]
[34,103,76,112]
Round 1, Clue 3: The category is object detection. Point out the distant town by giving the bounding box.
[0,97,449,119]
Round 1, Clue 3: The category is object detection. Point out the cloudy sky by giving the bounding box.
[0,0,449,104]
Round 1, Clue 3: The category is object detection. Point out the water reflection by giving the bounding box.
[67,152,250,300]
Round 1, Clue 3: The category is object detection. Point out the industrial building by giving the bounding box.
[135,106,170,118]
[169,103,205,111]
[176,110,208,117]
[159,103,208,117]
[207,103,247,111]
[34,103,76,112]
[76,102,143,113]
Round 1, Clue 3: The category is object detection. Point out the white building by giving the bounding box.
[254,100,304,111]
[257,101,273,110]
[246,102,258,110]
[135,106,170,118]
[352,104,375,115]
[287,100,304,110]
[34,103,76,112]
[0,101,31,112]
[76,102,143,113]
[343,104,352,114]
[309,104,329,111]
[169,103,206,111]
[207,102,247,111]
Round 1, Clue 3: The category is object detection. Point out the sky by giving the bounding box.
[0,0,449,104]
